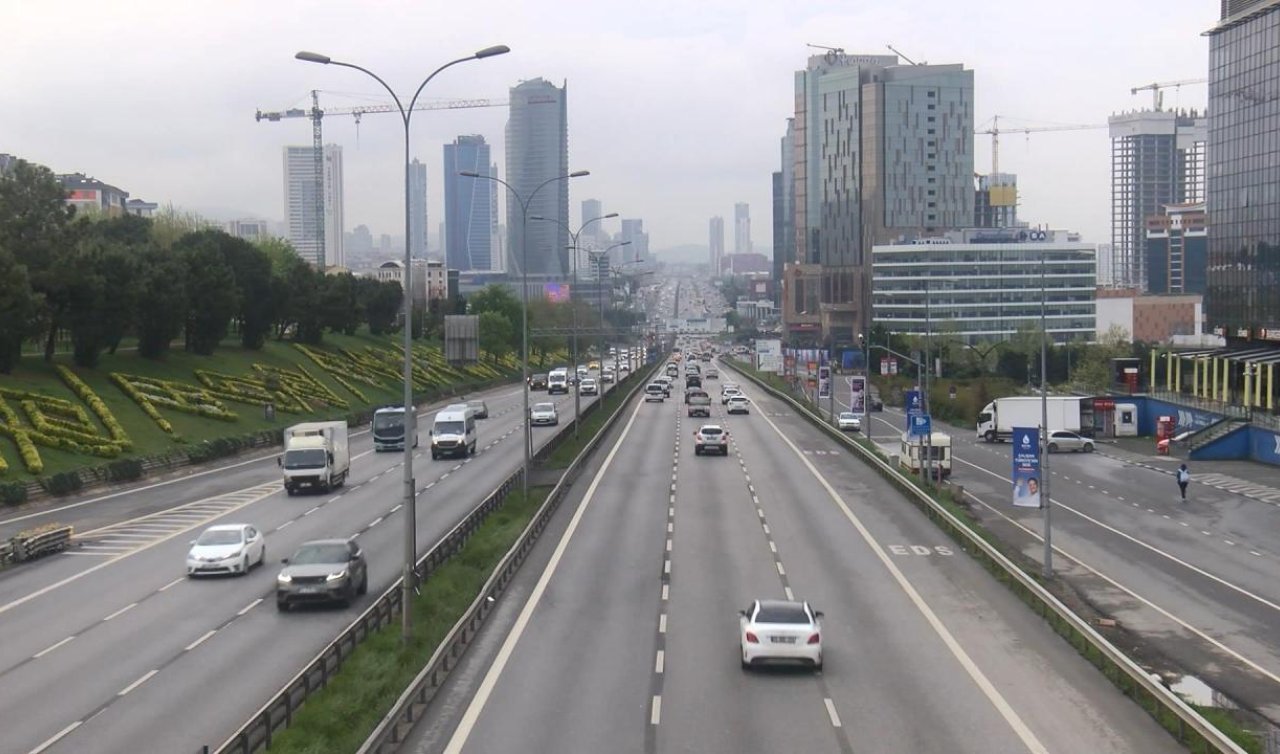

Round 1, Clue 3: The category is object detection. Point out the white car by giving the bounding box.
[645,383,667,402]
[837,412,861,432]
[601,369,615,383]
[579,378,599,396]
[739,599,823,670]
[1047,430,1094,453]
[721,386,742,404]
[530,402,559,426]
[187,524,265,577]
[694,424,729,456]
[726,395,750,414]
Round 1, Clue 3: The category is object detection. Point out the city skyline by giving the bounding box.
[4,1,1215,252]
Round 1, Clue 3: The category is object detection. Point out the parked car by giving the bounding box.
[837,412,861,432]
[694,424,729,456]
[1047,429,1094,453]
[739,599,823,670]
[726,396,750,414]
[276,538,368,610]
[530,402,559,426]
[187,524,266,577]
[869,396,884,412]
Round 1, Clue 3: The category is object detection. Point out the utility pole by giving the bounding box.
[1040,250,1053,577]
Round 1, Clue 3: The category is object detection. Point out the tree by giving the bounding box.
[219,234,275,349]
[150,205,212,251]
[319,272,361,335]
[178,233,239,355]
[135,246,187,358]
[284,257,323,345]
[468,284,521,324]
[256,236,302,276]
[527,297,567,369]
[478,311,514,364]
[360,278,402,336]
[0,247,40,373]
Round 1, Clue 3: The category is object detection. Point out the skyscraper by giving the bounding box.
[283,144,345,268]
[582,199,603,242]
[506,78,570,279]
[775,119,796,307]
[709,216,725,275]
[620,219,649,264]
[734,202,752,255]
[1205,0,1280,342]
[1109,110,1206,290]
[409,158,428,259]
[443,135,496,272]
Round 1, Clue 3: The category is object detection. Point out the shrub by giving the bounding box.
[105,458,144,483]
[41,471,84,497]
[0,481,27,506]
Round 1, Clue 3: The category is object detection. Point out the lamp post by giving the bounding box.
[1040,248,1053,578]
[533,212,618,436]
[460,169,590,496]
[296,44,510,644]
[590,242,630,366]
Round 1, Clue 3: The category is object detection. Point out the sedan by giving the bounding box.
[187,524,265,577]
[726,396,750,414]
[276,538,368,611]
[1047,430,1094,453]
[721,388,743,405]
[837,412,861,432]
[601,370,616,383]
[694,424,729,456]
[530,402,559,426]
[705,368,719,379]
[739,599,823,670]
[579,378,599,396]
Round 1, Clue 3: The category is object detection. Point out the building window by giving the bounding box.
[928,104,935,110]
[927,90,936,97]
[928,116,935,122]
[928,129,935,135]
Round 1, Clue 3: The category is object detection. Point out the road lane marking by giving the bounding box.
[651,695,662,725]
[328,496,342,503]
[770,541,778,553]
[305,507,320,516]
[33,636,75,659]
[824,698,842,728]
[655,650,665,673]
[185,630,217,651]
[776,562,786,576]
[157,577,184,592]
[103,603,137,621]
[369,516,384,528]
[117,669,158,696]
[28,721,81,754]
[662,585,669,600]
[442,395,647,754]
[276,520,293,531]
[785,586,794,600]
[659,614,667,634]
[237,598,263,616]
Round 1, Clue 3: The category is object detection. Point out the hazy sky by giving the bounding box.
[4,0,1214,253]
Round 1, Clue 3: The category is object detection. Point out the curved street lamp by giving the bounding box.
[459,169,590,495]
[296,44,509,644]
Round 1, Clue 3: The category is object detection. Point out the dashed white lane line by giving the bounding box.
[33,636,75,659]
[1225,540,1236,546]
[328,496,342,503]
[769,541,778,554]
[29,721,81,754]
[117,669,158,696]
[662,584,669,601]
[824,698,843,728]
[658,614,667,634]
[185,629,217,651]
[390,504,402,513]
[103,603,137,621]
[776,562,786,576]
[304,507,320,516]
[1253,551,1264,557]
[157,577,184,592]
[650,695,662,725]
[237,598,263,616]
[655,650,665,674]
[784,586,794,600]
[664,560,671,575]
[369,516,384,528]
[276,520,294,531]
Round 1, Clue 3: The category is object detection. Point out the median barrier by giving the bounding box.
[10,525,74,562]
[721,358,1247,754]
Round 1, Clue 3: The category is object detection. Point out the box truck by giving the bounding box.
[976,396,1085,443]
[280,421,350,495]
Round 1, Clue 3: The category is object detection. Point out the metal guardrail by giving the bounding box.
[724,359,1247,754]
[357,362,662,754]
[0,540,13,566]
[212,364,659,754]
[10,526,74,561]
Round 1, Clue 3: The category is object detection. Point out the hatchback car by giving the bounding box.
[187,524,265,577]
[739,599,823,670]
[530,402,559,426]
[276,538,368,610]
[579,378,599,396]
[705,368,719,379]
[721,387,743,405]
[694,424,729,456]
[726,396,750,414]
[1047,430,1094,453]
[529,373,549,390]
[467,399,490,419]
[837,412,861,432]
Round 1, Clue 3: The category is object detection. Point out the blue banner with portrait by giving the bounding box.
[1011,427,1042,508]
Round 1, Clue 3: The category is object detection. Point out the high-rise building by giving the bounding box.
[1206,0,1280,343]
[283,144,344,268]
[734,202,751,255]
[784,52,974,346]
[775,119,796,308]
[974,173,1018,228]
[620,219,649,264]
[227,219,272,242]
[581,199,605,243]
[1109,110,1206,291]
[506,78,570,279]
[443,135,496,272]
[1145,202,1207,295]
[409,158,428,260]
[709,216,725,275]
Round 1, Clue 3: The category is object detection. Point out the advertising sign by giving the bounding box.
[818,366,830,398]
[755,339,783,374]
[904,389,922,431]
[542,283,571,303]
[848,376,866,414]
[1011,427,1042,508]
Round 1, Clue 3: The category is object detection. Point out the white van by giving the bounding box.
[548,370,570,395]
[430,409,477,460]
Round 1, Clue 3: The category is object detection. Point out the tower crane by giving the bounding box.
[1130,79,1207,111]
[975,115,1107,176]
[255,91,506,258]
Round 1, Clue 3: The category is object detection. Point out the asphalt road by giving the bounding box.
[0,368,636,754]
[829,377,1280,723]
[421,366,1173,754]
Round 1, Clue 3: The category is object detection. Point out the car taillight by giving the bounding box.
[807,633,821,644]
[745,631,760,644]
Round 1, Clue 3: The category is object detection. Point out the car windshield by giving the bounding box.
[290,543,350,565]
[755,604,811,624]
[283,448,327,469]
[699,427,723,436]
[373,412,404,430]
[196,529,243,546]
[435,421,465,435]
[840,413,856,420]
[533,403,555,412]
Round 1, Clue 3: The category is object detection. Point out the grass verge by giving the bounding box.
[264,485,550,754]
[545,383,634,468]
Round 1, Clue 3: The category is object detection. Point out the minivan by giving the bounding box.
[645,383,667,402]
[430,409,477,459]
[548,371,569,395]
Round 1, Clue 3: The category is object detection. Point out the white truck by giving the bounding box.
[977,396,1085,443]
[280,421,350,495]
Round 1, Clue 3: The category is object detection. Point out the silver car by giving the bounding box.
[1047,430,1094,453]
[467,399,489,419]
[530,402,559,426]
[276,539,368,611]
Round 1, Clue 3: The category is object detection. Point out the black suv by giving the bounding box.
[687,374,702,389]
[529,373,549,390]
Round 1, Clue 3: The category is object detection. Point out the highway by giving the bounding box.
[419,359,1174,753]
[0,368,632,754]
[832,379,1280,723]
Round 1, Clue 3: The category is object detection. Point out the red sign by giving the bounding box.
[1094,398,1116,410]
[68,189,99,202]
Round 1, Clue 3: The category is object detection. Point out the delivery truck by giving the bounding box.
[976,396,1085,443]
[280,421,350,495]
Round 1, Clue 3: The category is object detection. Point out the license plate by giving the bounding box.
[298,586,319,594]
[770,636,795,644]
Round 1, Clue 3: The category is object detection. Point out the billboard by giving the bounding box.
[443,315,480,364]
[849,376,866,414]
[542,282,571,303]
[755,339,782,374]
[1011,428,1042,508]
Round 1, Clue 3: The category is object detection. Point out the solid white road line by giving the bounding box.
[824,698,843,728]
[442,396,646,754]
[103,603,137,621]
[117,669,158,696]
[756,407,1050,754]
[33,636,75,659]
[28,721,82,754]
[185,630,217,651]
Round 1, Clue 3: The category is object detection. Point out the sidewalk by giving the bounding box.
[1096,436,1280,506]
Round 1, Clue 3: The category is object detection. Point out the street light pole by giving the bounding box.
[460,170,590,496]
[296,44,510,645]
[1040,249,1053,578]
[591,241,630,367]
[533,212,618,437]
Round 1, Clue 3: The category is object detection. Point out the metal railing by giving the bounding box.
[725,360,1247,754]
[9,525,74,562]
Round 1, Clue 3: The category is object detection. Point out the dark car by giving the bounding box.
[276,539,368,611]
[687,374,703,389]
[529,374,549,390]
[870,396,884,412]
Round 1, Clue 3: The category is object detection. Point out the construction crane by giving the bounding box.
[975,115,1107,176]
[256,91,506,258]
[886,43,925,66]
[1130,79,1207,111]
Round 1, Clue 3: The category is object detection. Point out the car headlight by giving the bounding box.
[326,570,348,582]
[220,549,242,561]
[277,573,292,584]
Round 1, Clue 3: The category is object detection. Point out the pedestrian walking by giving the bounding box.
[1177,463,1190,501]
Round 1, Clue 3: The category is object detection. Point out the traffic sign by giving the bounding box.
[910,414,931,437]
